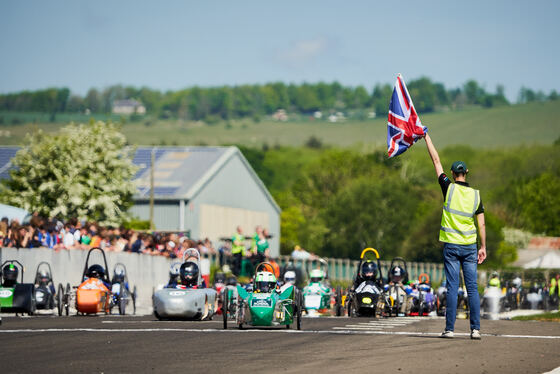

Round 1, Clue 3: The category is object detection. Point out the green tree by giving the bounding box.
[321,177,422,258]
[515,173,560,236]
[0,121,137,226]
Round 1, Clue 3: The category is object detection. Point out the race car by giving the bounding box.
[481,272,505,319]
[383,257,412,317]
[0,260,36,316]
[56,247,114,315]
[228,262,302,330]
[75,247,113,315]
[153,248,217,320]
[302,258,342,316]
[33,262,58,312]
[409,273,436,316]
[110,263,137,315]
[346,248,385,318]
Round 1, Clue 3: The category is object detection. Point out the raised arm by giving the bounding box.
[424,133,444,177]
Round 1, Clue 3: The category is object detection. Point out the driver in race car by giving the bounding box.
[388,265,411,315]
[254,271,277,293]
[176,261,201,289]
[488,272,501,288]
[354,261,382,294]
[85,264,111,290]
[2,263,19,287]
[36,269,56,295]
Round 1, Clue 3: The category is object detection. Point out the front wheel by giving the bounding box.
[65,283,71,316]
[296,290,302,330]
[335,286,342,317]
[132,286,137,315]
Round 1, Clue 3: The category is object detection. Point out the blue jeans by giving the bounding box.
[443,242,481,331]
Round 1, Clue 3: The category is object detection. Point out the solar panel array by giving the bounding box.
[132,148,166,179]
[0,146,230,199]
[0,147,19,180]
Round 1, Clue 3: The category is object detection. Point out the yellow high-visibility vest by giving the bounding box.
[439,183,480,245]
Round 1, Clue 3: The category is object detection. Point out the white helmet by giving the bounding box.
[284,270,296,284]
[512,277,522,288]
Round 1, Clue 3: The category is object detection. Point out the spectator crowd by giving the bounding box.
[0,214,218,259]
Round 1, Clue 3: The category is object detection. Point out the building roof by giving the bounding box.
[0,146,280,213]
[512,249,560,269]
[113,99,144,108]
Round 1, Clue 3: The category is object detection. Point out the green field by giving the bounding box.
[1,101,559,148]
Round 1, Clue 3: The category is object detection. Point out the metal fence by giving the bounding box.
[203,252,446,284]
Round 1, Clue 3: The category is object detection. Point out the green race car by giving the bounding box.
[302,260,343,316]
[225,263,302,330]
[0,260,36,316]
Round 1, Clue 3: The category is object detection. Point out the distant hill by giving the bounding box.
[0,101,559,149]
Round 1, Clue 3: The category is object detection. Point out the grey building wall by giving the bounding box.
[189,152,280,256]
[129,201,181,231]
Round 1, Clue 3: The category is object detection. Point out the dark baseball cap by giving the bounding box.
[451,161,468,173]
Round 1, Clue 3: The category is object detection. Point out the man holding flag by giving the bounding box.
[387,74,486,340]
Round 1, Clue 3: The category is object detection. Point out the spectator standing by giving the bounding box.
[231,226,246,276]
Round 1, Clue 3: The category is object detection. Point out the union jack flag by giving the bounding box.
[387,74,427,157]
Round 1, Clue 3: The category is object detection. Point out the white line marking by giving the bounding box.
[0,328,559,339]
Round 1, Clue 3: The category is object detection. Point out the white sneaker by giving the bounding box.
[440,330,454,338]
[471,329,481,340]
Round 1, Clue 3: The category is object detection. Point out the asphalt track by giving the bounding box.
[1,313,559,374]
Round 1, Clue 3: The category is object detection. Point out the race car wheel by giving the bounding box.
[65,283,71,316]
[132,285,137,315]
[57,283,64,316]
[223,289,228,330]
[347,299,356,318]
[296,290,302,330]
[118,294,126,315]
[335,286,342,317]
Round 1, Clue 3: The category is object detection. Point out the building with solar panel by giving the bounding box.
[0,146,281,256]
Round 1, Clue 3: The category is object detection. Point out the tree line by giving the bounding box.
[1,79,558,122]
[240,141,560,267]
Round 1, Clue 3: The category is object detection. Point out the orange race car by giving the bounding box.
[60,247,113,315]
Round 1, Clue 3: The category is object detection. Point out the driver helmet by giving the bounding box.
[214,272,226,285]
[254,271,277,293]
[512,277,522,288]
[179,261,199,287]
[113,267,125,282]
[389,265,406,283]
[86,264,106,279]
[310,269,325,283]
[226,275,237,286]
[2,264,18,286]
[283,270,296,284]
[38,269,50,285]
[361,261,377,281]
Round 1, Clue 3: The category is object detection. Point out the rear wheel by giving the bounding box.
[118,293,126,315]
[223,289,228,329]
[57,284,64,316]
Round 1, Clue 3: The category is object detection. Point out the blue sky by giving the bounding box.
[1,1,558,101]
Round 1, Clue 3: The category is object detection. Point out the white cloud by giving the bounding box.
[277,36,330,68]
